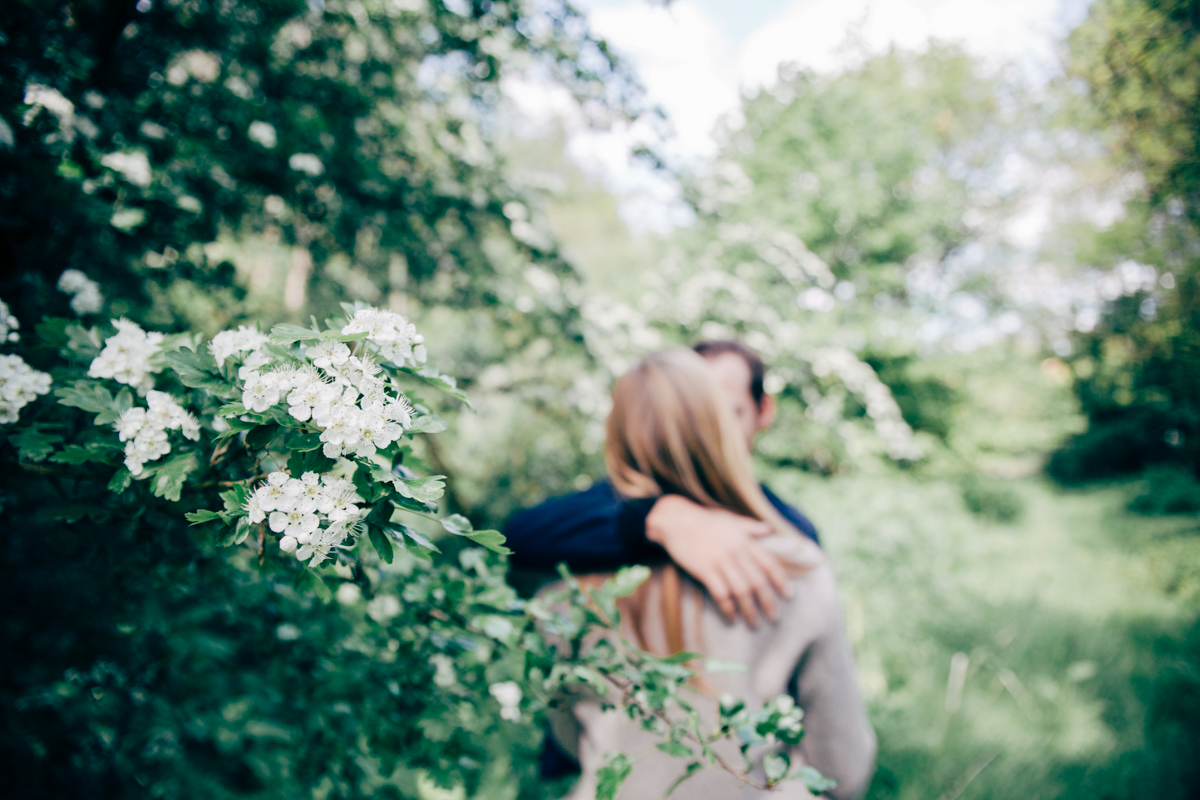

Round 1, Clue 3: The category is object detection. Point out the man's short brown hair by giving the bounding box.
[692,339,765,408]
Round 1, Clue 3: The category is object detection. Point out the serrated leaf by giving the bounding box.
[232,516,252,545]
[285,432,322,452]
[244,424,279,450]
[398,475,445,503]
[186,510,223,525]
[333,330,369,342]
[164,348,229,394]
[397,366,472,407]
[49,442,120,465]
[763,751,790,784]
[368,525,394,564]
[398,525,440,553]
[108,467,132,493]
[13,425,62,462]
[795,766,837,793]
[269,323,322,344]
[408,415,448,434]
[656,741,694,759]
[151,452,199,502]
[220,485,249,514]
[463,529,511,555]
[218,402,247,415]
[595,753,632,800]
[55,382,112,414]
[440,513,473,535]
[661,650,704,665]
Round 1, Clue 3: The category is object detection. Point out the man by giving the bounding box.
[504,340,814,628]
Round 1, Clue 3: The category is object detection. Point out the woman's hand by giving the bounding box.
[645,495,792,627]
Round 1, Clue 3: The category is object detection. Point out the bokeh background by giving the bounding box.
[3,0,1199,798]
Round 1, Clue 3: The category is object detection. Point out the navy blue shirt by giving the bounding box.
[504,479,819,573]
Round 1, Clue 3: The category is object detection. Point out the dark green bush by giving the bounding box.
[960,476,1025,524]
[1129,465,1200,515]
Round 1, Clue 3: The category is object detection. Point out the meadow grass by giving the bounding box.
[768,471,1200,800]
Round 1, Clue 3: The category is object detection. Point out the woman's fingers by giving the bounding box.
[721,557,761,629]
[745,540,793,600]
[734,548,780,622]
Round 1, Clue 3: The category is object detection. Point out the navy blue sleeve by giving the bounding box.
[761,483,820,545]
[503,480,633,573]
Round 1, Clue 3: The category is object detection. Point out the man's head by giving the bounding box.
[692,340,776,449]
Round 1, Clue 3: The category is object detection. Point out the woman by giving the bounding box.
[549,349,876,800]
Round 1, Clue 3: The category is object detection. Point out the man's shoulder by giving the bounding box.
[760,482,820,545]
[506,479,617,526]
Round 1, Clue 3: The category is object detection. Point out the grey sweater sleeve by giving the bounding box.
[790,595,877,799]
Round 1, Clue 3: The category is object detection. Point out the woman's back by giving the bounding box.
[550,534,876,800]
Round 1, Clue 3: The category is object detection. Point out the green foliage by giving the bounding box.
[959,475,1025,524]
[1129,464,1200,514]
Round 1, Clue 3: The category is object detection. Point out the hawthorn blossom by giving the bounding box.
[113,391,198,474]
[0,299,19,343]
[57,270,104,315]
[341,307,426,366]
[209,325,269,362]
[0,353,52,423]
[89,318,164,393]
[246,470,365,566]
[489,681,523,721]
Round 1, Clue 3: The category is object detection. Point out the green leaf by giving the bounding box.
[795,766,837,794]
[220,485,249,514]
[661,650,704,665]
[595,753,632,800]
[368,525,395,564]
[332,330,369,342]
[398,366,472,407]
[218,402,247,415]
[463,529,511,555]
[398,475,445,504]
[705,659,748,674]
[665,762,703,797]
[151,452,200,502]
[12,425,62,462]
[186,510,223,525]
[440,513,473,535]
[49,442,120,465]
[656,741,694,759]
[55,382,131,425]
[244,424,280,450]
[269,323,322,344]
[763,751,790,784]
[108,467,132,493]
[408,415,448,434]
[164,348,229,394]
[285,432,322,452]
[288,447,335,477]
[398,525,440,553]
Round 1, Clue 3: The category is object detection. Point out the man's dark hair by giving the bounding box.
[692,339,765,408]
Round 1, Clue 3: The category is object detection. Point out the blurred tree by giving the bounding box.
[1051,0,1200,484]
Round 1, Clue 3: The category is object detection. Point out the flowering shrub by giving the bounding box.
[1,298,831,798]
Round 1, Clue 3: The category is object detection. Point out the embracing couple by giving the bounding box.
[504,341,877,799]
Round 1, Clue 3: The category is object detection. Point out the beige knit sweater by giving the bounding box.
[546,535,876,800]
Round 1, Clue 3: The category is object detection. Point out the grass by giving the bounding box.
[765,471,1200,800]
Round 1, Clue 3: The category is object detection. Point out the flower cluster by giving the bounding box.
[0,353,52,424]
[488,681,523,721]
[234,338,413,460]
[208,324,269,364]
[57,269,104,315]
[0,299,19,343]
[245,471,364,566]
[341,307,427,367]
[114,390,200,474]
[89,319,164,393]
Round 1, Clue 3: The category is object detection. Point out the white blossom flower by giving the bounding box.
[89,318,164,393]
[247,121,277,149]
[237,350,273,381]
[209,325,269,362]
[304,340,350,369]
[0,353,52,423]
[246,493,267,524]
[0,299,19,342]
[288,152,324,176]
[279,535,298,552]
[57,270,104,315]
[242,371,282,412]
[340,307,426,366]
[489,682,522,721]
[269,507,320,538]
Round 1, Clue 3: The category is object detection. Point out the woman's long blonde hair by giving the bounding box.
[602,349,807,654]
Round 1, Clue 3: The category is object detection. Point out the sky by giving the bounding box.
[517,0,1095,232]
